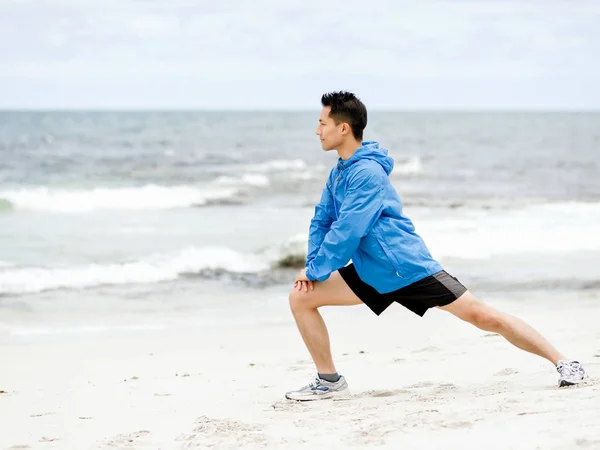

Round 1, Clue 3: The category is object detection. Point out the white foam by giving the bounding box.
[260,233,308,265]
[246,201,600,270]
[289,172,317,181]
[2,202,596,295]
[419,202,600,260]
[393,156,422,175]
[214,173,270,188]
[212,159,327,191]
[264,203,600,267]
[0,185,238,212]
[0,247,270,295]
[243,159,307,172]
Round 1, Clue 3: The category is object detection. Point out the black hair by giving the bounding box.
[321,91,367,141]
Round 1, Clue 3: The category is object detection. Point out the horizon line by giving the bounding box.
[1,106,600,113]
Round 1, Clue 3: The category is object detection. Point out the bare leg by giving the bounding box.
[439,291,566,365]
[289,271,363,374]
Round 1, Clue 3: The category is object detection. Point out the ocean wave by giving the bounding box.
[0,236,308,295]
[220,156,422,187]
[391,156,422,176]
[0,185,241,212]
[421,201,600,260]
[0,155,428,213]
[242,159,308,172]
[0,159,318,213]
[2,211,599,296]
[239,157,422,177]
[214,173,271,188]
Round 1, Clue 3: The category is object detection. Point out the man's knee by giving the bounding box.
[467,306,504,332]
[442,292,505,332]
[289,289,316,315]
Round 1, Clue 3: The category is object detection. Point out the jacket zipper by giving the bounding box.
[332,163,343,217]
[333,162,343,195]
[374,229,403,278]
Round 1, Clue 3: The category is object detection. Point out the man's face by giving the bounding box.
[316,106,344,151]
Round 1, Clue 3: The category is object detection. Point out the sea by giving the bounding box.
[1,111,599,338]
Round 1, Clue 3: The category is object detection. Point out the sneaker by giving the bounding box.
[557,360,586,387]
[285,375,350,401]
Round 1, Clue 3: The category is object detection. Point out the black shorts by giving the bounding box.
[339,264,467,317]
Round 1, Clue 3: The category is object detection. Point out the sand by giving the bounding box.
[1,291,599,450]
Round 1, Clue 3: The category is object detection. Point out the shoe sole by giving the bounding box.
[285,387,351,402]
[558,372,587,387]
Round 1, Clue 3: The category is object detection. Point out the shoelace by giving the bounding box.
[558,362,580,378]
[299,376,322,390]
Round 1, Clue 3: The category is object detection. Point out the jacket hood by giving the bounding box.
[340,141,394,176]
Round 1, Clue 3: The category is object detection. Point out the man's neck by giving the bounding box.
[336,139,363,161]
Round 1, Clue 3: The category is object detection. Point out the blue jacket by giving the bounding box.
[305,141,442,293]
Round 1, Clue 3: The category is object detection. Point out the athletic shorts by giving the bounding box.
[338,264,467,317]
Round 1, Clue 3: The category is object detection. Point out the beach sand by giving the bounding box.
[1,290,599,450]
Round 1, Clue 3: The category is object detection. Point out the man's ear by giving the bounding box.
[341,123,351,136]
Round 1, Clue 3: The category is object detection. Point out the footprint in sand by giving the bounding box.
[270,400,310,411]
[576,438,600,448]
[178,416,267,448]
[441,421,473,429]
[360,389,410,398]
[406,409,440,417]
[346,420,401,446]
[412,346,440,353]
[494,368,519,376]
[101,430,151,448]
[432,383,459,394]
[407,381,435,389]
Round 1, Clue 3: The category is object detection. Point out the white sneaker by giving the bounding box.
[285,375,350,401]
[557,360,586,387]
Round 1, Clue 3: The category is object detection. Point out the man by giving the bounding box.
[285,91,586,401]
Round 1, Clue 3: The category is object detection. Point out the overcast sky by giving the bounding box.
[1,0,599,110]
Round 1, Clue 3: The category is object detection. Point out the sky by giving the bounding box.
[1,0,599,110]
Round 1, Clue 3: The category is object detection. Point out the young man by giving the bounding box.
[285,91,586,401]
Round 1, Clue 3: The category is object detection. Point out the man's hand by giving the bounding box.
[294,268,314,293]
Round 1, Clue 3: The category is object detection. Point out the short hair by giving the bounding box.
[321,91,367,141]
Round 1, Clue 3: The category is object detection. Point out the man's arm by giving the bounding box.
[305,166,385,282]
[305,184,334,267]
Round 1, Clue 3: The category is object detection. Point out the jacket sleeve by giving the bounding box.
[306,184,334,267]
[305,166,384,282]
